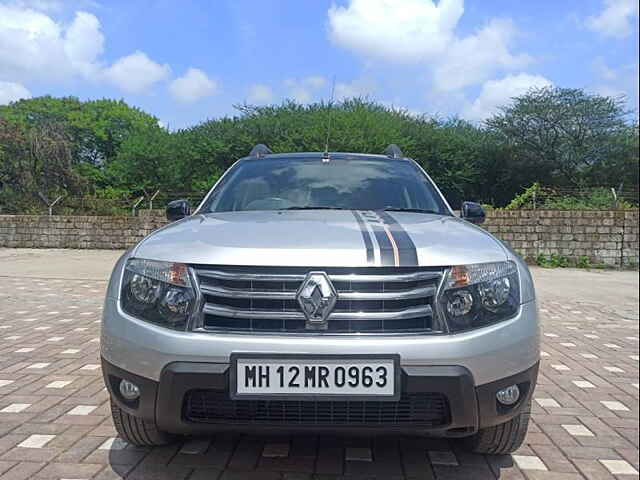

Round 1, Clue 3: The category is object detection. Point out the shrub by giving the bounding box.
[535,254,571,268]
[506,184,635,210]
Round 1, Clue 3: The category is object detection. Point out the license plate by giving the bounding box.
[230,354,400,401]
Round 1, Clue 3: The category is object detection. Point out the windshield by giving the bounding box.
[203,157,449,214]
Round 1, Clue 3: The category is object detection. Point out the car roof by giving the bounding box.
[239,152,411,162]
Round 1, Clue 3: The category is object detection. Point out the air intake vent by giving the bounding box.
[184,390,450,427]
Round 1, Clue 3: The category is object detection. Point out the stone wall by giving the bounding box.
[483,210,638,267]
[0,215,166,250]
[1,210,638,266]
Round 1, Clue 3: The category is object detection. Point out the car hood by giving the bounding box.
[133,210,507,267]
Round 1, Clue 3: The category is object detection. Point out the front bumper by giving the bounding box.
[101,298,539,387]
[103,357,538,437]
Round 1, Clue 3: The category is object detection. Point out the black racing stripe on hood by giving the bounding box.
[377,211,419,266]
[361,211,396,266]
[352,211,375,265]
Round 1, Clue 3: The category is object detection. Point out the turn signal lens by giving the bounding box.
[125,258,191,287]
[450,266,470,287]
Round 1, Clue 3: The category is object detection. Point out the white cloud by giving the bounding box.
[0,80,31,105]
[462,73,552,121]
[328,0,463,63]
[593,84,626,98]
[103,51,170,94]
[288,86,312,103]
[591,60,639,112]
[64,11,104,77]
[0,4,172,95]
[305,76,327,89]
[586,0,639,39]
[0,5,103,81]
[6,0,63,12]
[433,19,530,91]
[334,78,376,100]
[0,5,69,80]
[169,67,217,103]
[285,76,328,103]
[592,57,618,81]
[327,0,530,91]
[247,83,274,103]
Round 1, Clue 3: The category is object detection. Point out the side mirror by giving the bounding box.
[461,201,485,225]
[166,199,191,221]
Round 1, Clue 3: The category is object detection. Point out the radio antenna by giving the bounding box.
[323,75,336,160]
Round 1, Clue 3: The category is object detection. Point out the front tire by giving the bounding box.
[461,401,531,455]
[110,399,174,447]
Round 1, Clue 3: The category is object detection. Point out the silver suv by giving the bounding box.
[101,145,539,454]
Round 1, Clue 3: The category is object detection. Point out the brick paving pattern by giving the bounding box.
[0,275,638,479]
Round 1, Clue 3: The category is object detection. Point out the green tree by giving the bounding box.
[403,117,485,208]
[0,96,160,166]
[0,119,86,213]
[106,125,181,192]
[1,92,637,214]
[486,86,637,188]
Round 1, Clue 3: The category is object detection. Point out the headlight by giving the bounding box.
[121,259,196,330]
[438,261,520,332]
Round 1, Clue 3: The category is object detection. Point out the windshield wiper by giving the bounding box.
[382,207,442,214]
[282,206,349,211]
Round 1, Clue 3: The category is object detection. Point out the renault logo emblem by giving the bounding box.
[297,272,337,329]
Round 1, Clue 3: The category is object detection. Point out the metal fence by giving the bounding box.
[0,191,208,217]
[1,186,638,216]
[510,186,639,210]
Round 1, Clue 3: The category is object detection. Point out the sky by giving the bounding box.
[0,0,638,128]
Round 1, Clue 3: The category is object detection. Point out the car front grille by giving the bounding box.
[191,266,444,334]
[183,390,450,427]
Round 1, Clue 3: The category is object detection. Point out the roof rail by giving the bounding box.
[249,144,273,157]
[383,144,403,159]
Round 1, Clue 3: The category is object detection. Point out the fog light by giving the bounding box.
[119,379,140,401]
[496,384,520,405]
